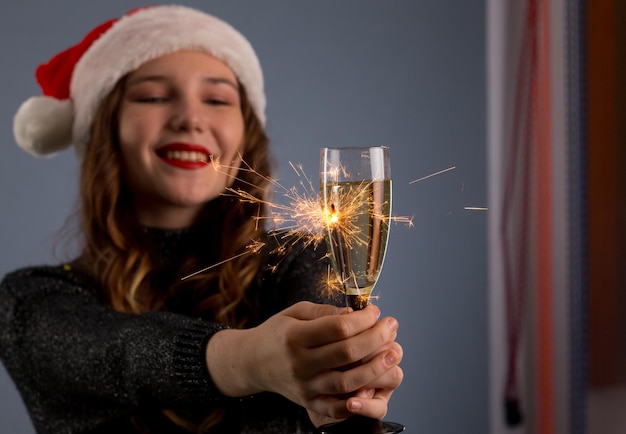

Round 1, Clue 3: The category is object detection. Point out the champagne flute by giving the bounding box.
[319,146,404,434]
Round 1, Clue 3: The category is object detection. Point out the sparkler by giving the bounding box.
[230,155,412,243]
[181,155,412,286]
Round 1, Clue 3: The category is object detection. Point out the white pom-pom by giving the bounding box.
[13,96,74,157]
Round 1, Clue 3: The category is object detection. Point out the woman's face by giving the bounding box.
[118,50,245,228]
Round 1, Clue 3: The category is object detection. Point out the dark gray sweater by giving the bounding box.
[0,229,339,433]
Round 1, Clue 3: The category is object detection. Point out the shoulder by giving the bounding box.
[1,264,96,301]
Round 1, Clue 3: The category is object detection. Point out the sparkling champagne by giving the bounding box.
[319,147,404,433]
[321,179,391,310]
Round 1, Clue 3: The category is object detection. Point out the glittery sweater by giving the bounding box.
[0,228,340,433]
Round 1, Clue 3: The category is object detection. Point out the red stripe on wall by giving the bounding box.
[534,0,554,433]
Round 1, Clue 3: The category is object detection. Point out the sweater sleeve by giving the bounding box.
[0,265,229,431]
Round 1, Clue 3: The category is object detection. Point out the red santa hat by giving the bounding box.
[13,5,266,157]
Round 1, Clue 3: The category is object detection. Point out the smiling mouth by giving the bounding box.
[157,143,212,169]
[163,150,209,163]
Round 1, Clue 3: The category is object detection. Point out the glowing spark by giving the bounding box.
[208,154,221,171]
[181,240,265,280]
[181,252,251,280]
[464,207,488,211]
[322,264,343,298]
[390,215,414,227]
[409,166,456,184]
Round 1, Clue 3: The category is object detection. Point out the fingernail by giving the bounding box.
[387,318,398,331]
[384,351,396,366]
[349,400,363,411]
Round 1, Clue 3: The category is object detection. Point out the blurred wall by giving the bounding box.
[0,1,487,433]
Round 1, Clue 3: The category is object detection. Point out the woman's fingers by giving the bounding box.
[286,303,381,349]
[246,301,403,419]
[283,301,346,321]
[300,315,399,374]
[346,389,395,420]
[306,394,355,421]
[307,344,403,396]
[307,368,403,423]
[361,363,404,392]
[340,375,402,420]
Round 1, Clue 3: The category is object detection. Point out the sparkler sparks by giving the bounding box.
[227,158,410,250]
[181,155,411,292]
[409,166,456,184]
[225,168,327,250]
[180,157,331,281]
[181,239,266,280]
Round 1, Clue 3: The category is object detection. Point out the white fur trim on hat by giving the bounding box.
[71,5,266,156]
[13,96,73,157]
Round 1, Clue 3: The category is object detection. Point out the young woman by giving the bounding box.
[0,5,403,433]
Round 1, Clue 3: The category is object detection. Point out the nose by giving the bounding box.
[169,97,206,132]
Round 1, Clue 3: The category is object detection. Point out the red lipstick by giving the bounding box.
[157,143,211,170]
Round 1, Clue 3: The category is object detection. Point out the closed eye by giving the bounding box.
[204,98,229,106]
[137,96,168,103]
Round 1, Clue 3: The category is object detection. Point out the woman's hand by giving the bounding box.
[205,301,403,424]
[305,342,404,427]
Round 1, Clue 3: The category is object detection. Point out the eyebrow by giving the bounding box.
[126,75,239,90]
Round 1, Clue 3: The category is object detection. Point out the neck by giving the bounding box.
[133,198,225,229]
[135,207,201,229]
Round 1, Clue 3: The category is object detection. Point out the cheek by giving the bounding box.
[118,111,151,162]
[222,118,246,163]
[117,131,139,171]
[118,110,140,148]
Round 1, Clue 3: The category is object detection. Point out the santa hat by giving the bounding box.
[13,5,266,157]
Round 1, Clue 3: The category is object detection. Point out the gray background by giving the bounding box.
[0,1,487,433]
